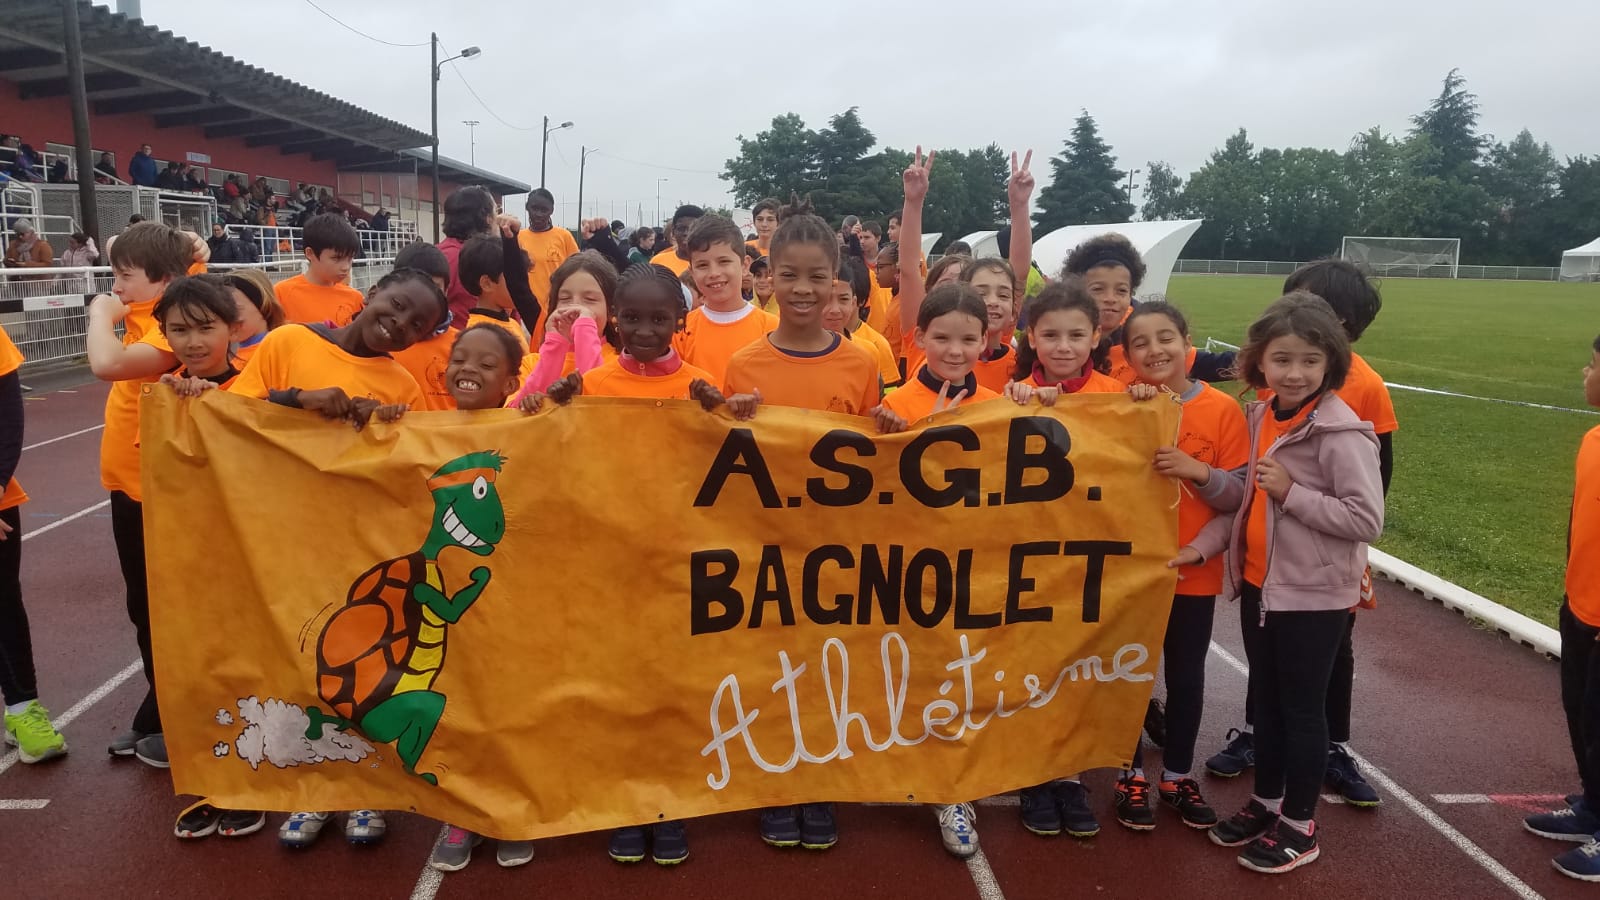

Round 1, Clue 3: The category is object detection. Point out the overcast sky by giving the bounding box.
[134,0,1597,229]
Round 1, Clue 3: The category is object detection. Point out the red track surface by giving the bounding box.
[3,373,1587,899]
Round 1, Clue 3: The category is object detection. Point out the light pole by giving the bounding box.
[461,119,480,166]
[431,34,480,239]
[655,178,668,229]
[577,146,599,232]
[540,116,573,190]
[1125,168,1141,216]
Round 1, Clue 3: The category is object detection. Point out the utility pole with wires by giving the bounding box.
[461,120,479,166]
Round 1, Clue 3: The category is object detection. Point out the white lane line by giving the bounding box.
[1207,641,1544,900]
[20,499,110,542]
[0,799,49,809]
[22,424,104,451]
[1436,794,1495,804]
[964,846,1005,900]
[408,824,448,900]
[0,659,142,778]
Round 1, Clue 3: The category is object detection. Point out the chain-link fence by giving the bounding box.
[1174,259,1563,281]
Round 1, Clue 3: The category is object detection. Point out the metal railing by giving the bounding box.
[234,223,421,263]
[1174,259,1564,282]
[2,258,396,371]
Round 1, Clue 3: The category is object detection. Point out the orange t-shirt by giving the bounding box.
[865,270,893,335]
[517,226,580,310]
[1174,383,1251,595]
[465,310,534,383]
[975,345,1016,394]
[1569,425,1600,626]
[881,295,903,361]
[848,323,900,388]
[1,324,29,510]
[1242,397,1320,587]
[724,334,881,416]
[228,324,425,408]
[884,369,1001,421]
[583,359,715,400]
[100,297,175,501]
[672,305,779,387]
[1338,352,1399,435]
[1027,367,1125,394]
[186,260,206,276]
[390,329,455,410]
[273,274,365,326]
[650,248,690,276]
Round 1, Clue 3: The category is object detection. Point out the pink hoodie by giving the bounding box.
[510,315,605,404]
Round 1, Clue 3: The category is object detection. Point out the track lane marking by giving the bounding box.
[20,499,110,542]
[22,424,105,451]
[0,659,142,778]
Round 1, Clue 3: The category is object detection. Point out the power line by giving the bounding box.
[593,150,719,176]
[445,62,539,132]
[300,0,428,47]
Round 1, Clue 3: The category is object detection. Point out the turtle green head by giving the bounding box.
[425,451,506,557]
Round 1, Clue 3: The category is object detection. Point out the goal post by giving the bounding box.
[1340,236,1461,278]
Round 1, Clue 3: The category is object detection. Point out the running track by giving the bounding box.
[3,372,1587,899]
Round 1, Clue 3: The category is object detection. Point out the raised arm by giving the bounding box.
[896,147,934,341]
[1007,150,1034,294]
[499,222,541,327]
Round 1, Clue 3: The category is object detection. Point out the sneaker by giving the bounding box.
[1325,744,1381,807]
[107,729,147,757]
[1114,776,1156,831]
[1210,800,1279,847]
[133,733,168,768]
[1019,783,1062,836]
[937,802,979,858]
[1525,802,1600,842]
[608,826,647,863]
[3,701,67,763]
[429,826,480,872]
[175,803,220,839]
[496,840,535,868]
[1055,781,1100,838]
[1569,792,1584,808]
[1144,698,1167,748]
[1159,777,1219,828]
[760,806,801,847]
[1206,728,1254,778]
[799,803,837,850]
[652,820,689,865]
[1554,840,1600,882]
[279,811,332,848]
[1238,819,1320,874]
[218,809,266,837]
[344,810,387,845]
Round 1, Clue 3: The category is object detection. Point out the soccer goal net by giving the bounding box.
[1340,236,1461,278]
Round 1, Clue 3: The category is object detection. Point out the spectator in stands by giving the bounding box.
[47,159,69,184]
[3,220,52,268]
[8,144,43,183]
[183,166,207,193]
[371,208,391,232]
[157,161,183,191]
[0,135,16,168]
[437,186,498,328]
[208,223,230,253]
[628,226,656,265]
[234,226,261,264]
[296,182,316,207]
[128,144,157,187]
[61,232,99,267]
[94,151,118,183]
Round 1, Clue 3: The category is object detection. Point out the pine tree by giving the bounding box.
[1034,111,1133,231]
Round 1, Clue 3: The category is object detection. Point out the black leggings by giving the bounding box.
[1133,594,1214,776]
[0,505,38,706]
[111,491,160,734]
[1244,610,1356,744]
[1240,584,1347,821]
[1560,601,1600,812]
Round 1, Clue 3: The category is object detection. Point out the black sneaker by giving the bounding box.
[651,820,688,865]
[1159,777,1219,828]
[1324,744,1381,807]
[108,729,148,757]
[1144,698,1167,748]
[1019,783,1062,836]
[1210,799,1279,847]
[759,806,801,847]
[1114,776,1156,831]
[1055,780,1100,838]
[175,803,221,839]
[799,803,837,850]
[1237,819,1320,874]
[218,809,267,837]
[1206,728,1254,778]
[134,733,169,769]
[608,826,646,863]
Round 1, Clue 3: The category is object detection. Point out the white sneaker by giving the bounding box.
[344,809,387,845]
[278,811,332,848]
[496,840,536,867]
[937,802,979,858]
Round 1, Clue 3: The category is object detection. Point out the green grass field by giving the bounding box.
[1168,274,1600,627]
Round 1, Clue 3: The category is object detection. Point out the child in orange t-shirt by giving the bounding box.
[1004,279,1125,407]
[512,252,621,405]
[879,282,1001,425]
[84,221,193,762]
[672,215,776,386]
[273,213,364,325]
[154,276,246,392]
[517,188,581,333]
[387,242,457,410]
[457,232,542,384]
[821,257,900,390]
[0,322,68,764]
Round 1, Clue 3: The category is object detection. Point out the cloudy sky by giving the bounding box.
[135,0,1596,228]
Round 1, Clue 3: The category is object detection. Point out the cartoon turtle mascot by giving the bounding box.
[303,451,506,784]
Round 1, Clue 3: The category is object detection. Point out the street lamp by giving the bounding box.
[431,34,480,238]
[655,178,668,229]
[577,146,599,231]
[461,119,480,167]
[541,117,573,190]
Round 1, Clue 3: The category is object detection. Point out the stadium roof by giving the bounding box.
[0,0,495,178]
[342,149,531,197]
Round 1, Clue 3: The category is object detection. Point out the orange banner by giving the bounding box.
[141,387,1180,839]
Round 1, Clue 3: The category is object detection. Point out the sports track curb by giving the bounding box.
[1371,548,1560,658]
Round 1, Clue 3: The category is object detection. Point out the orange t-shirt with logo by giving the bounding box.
[883,369,1001,421]
[650,248,690,276]
[1243,397,1320,587]
[1,324,29,510]
[582,359,715,400]
[1175,383,1251,595]
[723,334,881,416]
[1569,425,1600,626]
[228,324,424,408]
[100,297,175,501]
[273,274,365,326]
[390,329,455,410]
[848,323,900,388]
[672,305,779,387]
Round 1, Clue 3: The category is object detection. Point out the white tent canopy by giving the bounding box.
[954,230,1000,259]
[920,232,942,259]
[1026,220,1205,299]
[1560,236,1600,282]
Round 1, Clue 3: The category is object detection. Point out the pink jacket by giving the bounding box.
[510,315,604,405]
[1187,392,1384,616]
